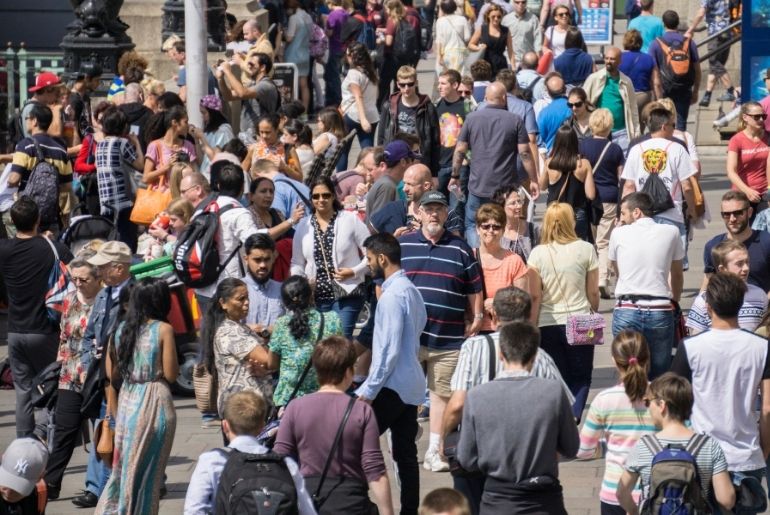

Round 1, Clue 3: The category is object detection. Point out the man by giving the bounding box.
[325,0,349,107]
[435,70,473,199]
[371,163,464,236]
[21,71,63,139]
[0,197,73,440]
[332,147,374,200]
[621,108,697,261]
[535,73,572,153]
[252,158,310,220]
[366,140,418,224]
[217,53,280,140]
[553,28,595,88]
[67,62,102,145]
[165,38,218,102]
[456,321,579,514]
[685,0,736,106]
[0,438,49,514]
[236,18,274,56]
[516,52,548,103]
[502,0,541,63]
[442,287,573,512]
[627,0,663,52]
[648,10,701,131]
[419,488,471,515]
[179,172,212,210]
[399,191,483,473]
[377,66,440,175]
[584,47,640,154]
[450,82,536,246]
[702,190,770,293]
[8,104,73,234]
[118,82,153,152]
[672,272,770,490]
[184,391,315,514]
[242,233,285,334]
[609,192,684,379]
[357,233,428,514]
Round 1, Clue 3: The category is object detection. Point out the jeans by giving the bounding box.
[46,389,85,489]
[465,193,493,247]
[611,128,629,157]
[575,207,592,244]
[596,203,618,287]
[539,325,594,420]
[339,115,378,171]
[612,307,675,379]
[116,207,138,254]
[666,87,694,131]
[372,387,420,515]
[324,51,344,107]
[654,215,688,270]
[7,332,59,438]
[85,401,112,496]
[316,295,365,340]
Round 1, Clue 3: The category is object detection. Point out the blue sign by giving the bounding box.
[578,0,614,45]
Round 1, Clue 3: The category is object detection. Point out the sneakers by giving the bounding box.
[699,92,712,107]
[72,491,99,508]
[417,405,430,423]
[717,91,736,102]
[201,418,222,429]
[423,449,450,472]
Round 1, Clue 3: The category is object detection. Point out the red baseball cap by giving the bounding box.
[28,72,61,93]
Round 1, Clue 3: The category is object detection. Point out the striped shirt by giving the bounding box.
[11,134,73,187]
[686,286,767,333]
[399,230,482,350]
[96,137,137,215]
[449,331,575,404]
[577,385,656,505]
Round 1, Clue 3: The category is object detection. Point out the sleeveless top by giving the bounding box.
[547,166,588,212]
[481,24,510,75]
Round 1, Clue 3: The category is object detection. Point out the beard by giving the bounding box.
[424,222,443,237]
[370,262,385,281]
[248,267,270,285]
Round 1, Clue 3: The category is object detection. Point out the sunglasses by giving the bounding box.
[746,113,768,121]
[479,223,503,231]
[643,397,659,408]
[312,192,333,200]
[555,11,570,17]
[459,90,472,96]
[721,208,748,219]
[567,101,584,109]
[398,82,416,88]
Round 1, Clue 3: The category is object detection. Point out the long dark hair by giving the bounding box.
[548,123,580,174]
[117,278,171,379]
[347,42,379,85]
[281,276,314,340]
[200,278,247,373]
[309,176,343,212]
[203,106,229,133]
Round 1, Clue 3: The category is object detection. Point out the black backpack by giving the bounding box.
[214,449,299,515]
[518,76,541,104]
[22,138,61,225]
[393,19,421,63]
[172,199,241,288]
[639,142,676,216]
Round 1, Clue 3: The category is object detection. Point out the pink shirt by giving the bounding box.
[727,131,770,192]
[479,250,528,332]
[761,95,770,132]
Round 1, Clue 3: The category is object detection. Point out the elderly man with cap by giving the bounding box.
[0,438,48,512]
[398,190,483,474]
[365,140,420,225]
[68,240,134,509]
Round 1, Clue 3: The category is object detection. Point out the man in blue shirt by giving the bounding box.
[536,73,572,153]
[357,232,427,515]
[252,158,310,219]
[627,0,663,52]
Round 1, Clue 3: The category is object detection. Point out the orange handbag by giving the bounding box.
[130,176,172,226]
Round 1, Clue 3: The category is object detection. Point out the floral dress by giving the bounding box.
[57,291,94,392]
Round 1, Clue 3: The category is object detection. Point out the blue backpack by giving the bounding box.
[640,434,709,515]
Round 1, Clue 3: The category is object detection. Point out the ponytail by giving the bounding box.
[611,330,651,402]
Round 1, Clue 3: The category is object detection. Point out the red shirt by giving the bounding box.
[728,131,770,192]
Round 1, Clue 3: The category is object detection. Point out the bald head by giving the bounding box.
[604,47,621,74]
[484,82,507,107]
[545,73,566,98]
[405,163,432,184]
[521,52,539,70]
[243,19,260,42]
[125,82,143,103]
[403,164,433,203]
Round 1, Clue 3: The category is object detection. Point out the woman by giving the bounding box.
[44,256,102,499]
[250,113,303,182]
[495,185,541,262]
[619,29,656,127]
[291,177,370,339]
[190,95,234,181]
[543,4,571,59]
[274,336,394,515]
[141,78,166,113]
[202,279,275,418]
[313,107,346,162]
[474,203,529,332]
[250,276,343,407]
[468,5,513,76]
[540,124,596,242]
[108,51,149,104]
[540,0,581,28]
[727,101,770,213]
[97,278,178,514]
[578,108,625,299]
[568,87,593,140]
[339,42,380,171]
[282,119,316,178]
[378,0,410,105]
[74,101,113,216]
[578,331,656,514]
[527,202,599,419]
[143,105,197,186]
[283,0,313,111]
[248,176,305,239]
[435,0,471,75]
[146,198,194,254]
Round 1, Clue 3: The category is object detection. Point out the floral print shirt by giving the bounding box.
[57,291,95,392]
[312,212,339,303]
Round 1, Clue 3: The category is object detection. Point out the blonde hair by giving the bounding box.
[166,198,194,225]
[739,101,765,131]
[386,0,406,23]
[588,108,614,136]
[540,202,578,245]
[161,34,182,52]
[657,97,677,125]
[397,65,417,82]
[223,391,267,435]
[141,78,165,98]
[169,162,193,199]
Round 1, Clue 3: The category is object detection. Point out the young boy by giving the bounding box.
[419,488,471,515]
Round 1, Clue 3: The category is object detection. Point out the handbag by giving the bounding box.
[30,361,62,409]
[80,355,106,419]
[193,363,218,413]
[43,237,70,324]
[94,417,115,463]
[546,245,605,345]
[130,175,172,226]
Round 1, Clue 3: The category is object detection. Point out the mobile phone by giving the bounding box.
[129,125,139,136]
[176,152,191,163]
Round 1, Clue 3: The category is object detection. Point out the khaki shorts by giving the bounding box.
[419,347,459,398]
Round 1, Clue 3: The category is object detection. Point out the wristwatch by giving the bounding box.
[473,313,484,321]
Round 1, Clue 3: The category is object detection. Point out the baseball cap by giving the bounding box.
[28,71,61,93]
[420,191,449,207]
[0,438,48,497]
[384,140,421,167]
[87,241,132,266]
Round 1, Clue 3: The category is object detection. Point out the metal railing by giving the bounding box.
[694,20,742,64]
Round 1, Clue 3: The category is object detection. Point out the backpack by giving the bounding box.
[353,13,377,50]
[655,36,695,90]
[639,142,676,216]
[393,19,421,64]
[309,23,329,63]
[22,138,61,225]
[519,75,542,103]
[214,449,299,515]
[5,100,38,153]
[172,200,241,288]
[640,434,710,515]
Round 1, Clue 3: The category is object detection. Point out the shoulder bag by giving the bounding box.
[546,245,604,345]
[193,362,218,413]
[130,147,173,225]
[312,395,357,510]
[313,217,365,300]
[587,143,611,226]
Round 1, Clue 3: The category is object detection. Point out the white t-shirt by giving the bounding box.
[435,14,471,50]
[341,68,379,124]
[622,137,697,224]
[609,217,684,300]
[686,284,767,333]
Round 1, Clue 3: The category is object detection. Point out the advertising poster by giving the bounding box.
[578,0,614,45]
[273,63,299,103]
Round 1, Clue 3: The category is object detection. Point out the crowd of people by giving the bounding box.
[0,0,766,513]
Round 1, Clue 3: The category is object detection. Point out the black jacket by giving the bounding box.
[376,92,440,175]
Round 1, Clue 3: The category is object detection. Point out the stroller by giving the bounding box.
[59,214,117,255]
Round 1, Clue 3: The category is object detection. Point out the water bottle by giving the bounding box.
[448,183,465,202]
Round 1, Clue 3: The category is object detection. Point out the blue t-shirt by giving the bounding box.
[619,51,656,93]
[579,138,625,204]
[537,97,572,151]
[554,48,595,87]
[627,14,664,53]
[703,230,770,292]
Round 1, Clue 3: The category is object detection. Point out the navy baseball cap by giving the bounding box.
[384,140,421,167]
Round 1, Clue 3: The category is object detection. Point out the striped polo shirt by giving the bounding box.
[11,134,73,187]
[399,230,482,350]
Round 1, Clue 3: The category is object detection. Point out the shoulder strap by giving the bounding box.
[557,171,572,203]
[42,236,60,262]
[525,75,542,93]
[685,433,709,457]
[314,395,356,505]
[31,137,46,164]
[473,248,487,299]
[214,447,233,458]
[484,335,496,382]
[284,312,325,407]
[274,177,312,210]
[641,434,664,455]
[592,142,612,175]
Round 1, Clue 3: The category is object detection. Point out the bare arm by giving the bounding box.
[670,259,683,303]
[616,471,640,515]
[369,475,394,515]
[685,6,707,36]
[468,27,483,52]
[528,267,542,325]
[692,61,702,105]
[519,142,537,187]
[585,268,599,312]
[506,32,515,68]
[652,67,663,100]
[622,178,637,198]
[442,390,466,439]
[538,158,551,191]
[513,273,529,293]
[713,471,737,512]
[760,378,770,460]
[127,134,145,171]
[539,3,550,28]
[451,141,469,179]
[583,160,596,201]
[160,322,179,383]
[681,175,697,219]
[143,153,172,183]
[220,63,258,100]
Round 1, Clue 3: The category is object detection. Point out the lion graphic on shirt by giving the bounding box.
[641,148,668,175]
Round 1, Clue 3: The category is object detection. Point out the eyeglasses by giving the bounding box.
[479,223,503,231]
[643,397,659,408]
[506,199,524,206]
[398,82,416,88]
[180,185,199,194]
[555,11,570,17]
[459,90,472,96]
[513,1,526,4]
[746,113,768,121]
[312,192,333,200]
[567,101,584,109]
[720,208,748,219]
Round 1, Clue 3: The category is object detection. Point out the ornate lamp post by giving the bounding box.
[162,0,227,51]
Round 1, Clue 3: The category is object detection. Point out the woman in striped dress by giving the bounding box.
[577,330,655,515]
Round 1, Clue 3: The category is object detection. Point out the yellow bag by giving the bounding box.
[690,176,705,218]
[130,177,172,226]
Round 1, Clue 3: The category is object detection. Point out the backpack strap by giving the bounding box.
[274,176,312,210]
[641,434,664,455]
[313,395,357,507]
[214,447,233,458]
[684,433,709,457]
[484,334,496,382]
[31,137,46,166]
[525,75,542,94]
